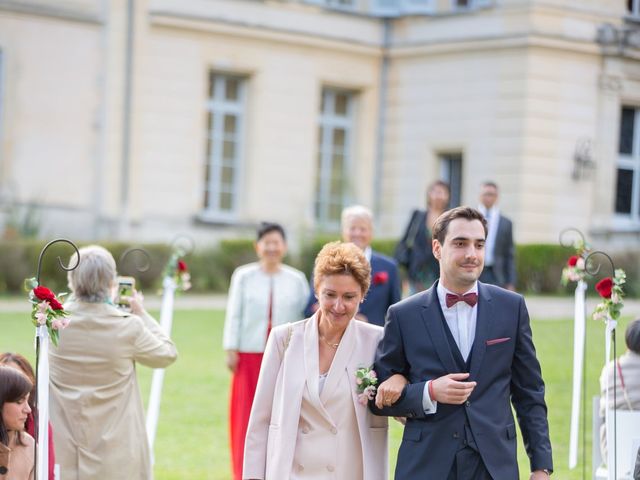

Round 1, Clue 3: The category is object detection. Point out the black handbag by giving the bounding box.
[394,210,421,268]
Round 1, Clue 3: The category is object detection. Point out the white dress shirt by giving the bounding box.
[478,205,500,267]
[222,262,310,352]
[422,282,479,413]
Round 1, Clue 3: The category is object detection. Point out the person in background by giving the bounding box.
[0,353,55,479]
[305,205,401,327]
[243,242,390,479]
[599,318,640,462]
[223,222,310,480]
[49,245,177,480]
[477,181,516,291]
[0,365,34,480]
[634,445,640,480]
[394,180,450,294]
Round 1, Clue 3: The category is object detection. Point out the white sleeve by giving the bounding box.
[422,380,438,414]
[223,268,244,350]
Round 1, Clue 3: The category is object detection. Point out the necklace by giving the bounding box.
[319,334,340,349]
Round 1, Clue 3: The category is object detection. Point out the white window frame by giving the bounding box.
[615,106,640,224]
[315,88,355,228]
[629,0,640,18]
[202,73,246,221]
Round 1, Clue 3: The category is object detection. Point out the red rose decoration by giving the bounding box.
[33,286,55,301]
[595,277,613,299]
[49,298,64,311]
[177,260,188,272]
[567,256,579,267]
[373,271,389,285]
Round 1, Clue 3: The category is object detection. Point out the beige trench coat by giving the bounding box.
[0,432,34,480]
[49,301,177,480]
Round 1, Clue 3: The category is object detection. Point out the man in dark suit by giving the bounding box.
[478,181,516,291]
[304,205,401,327]
[371,206,552,479]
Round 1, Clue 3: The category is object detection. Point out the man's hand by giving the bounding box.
[225,350,239,372]
[128,290,146,316]
[375,373,408,409]
[430,373,476,404]
[530,470,550,479]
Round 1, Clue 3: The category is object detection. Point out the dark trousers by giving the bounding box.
[446,447,493,480]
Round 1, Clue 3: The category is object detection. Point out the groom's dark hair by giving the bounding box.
[432,206,488,244]
[626,319,640,354]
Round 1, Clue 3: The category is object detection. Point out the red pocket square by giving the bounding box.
[486,337,511,346]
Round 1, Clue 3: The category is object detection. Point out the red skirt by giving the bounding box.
[229,352,264,480]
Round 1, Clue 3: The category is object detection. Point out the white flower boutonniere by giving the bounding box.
[355,366,378,406]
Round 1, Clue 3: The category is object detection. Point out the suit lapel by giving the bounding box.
[320,317,356,404]
[469,282,493,381]
[303,313,333,424]
[420,284,459,374]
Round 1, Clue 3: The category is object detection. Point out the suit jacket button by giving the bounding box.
[453,432,459,439]
[297,464,304,472]
[465,401,471,407]
[330,427,337,434]
[302,427,310,434]
[327,465,335,472]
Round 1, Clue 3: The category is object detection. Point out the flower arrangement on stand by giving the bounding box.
[592,269,626,322]
[24,277,70,346]
[355,366,378,405]
[561,239,590,285]
[161,248,191,292]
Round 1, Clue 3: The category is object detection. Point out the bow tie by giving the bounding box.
[445,292,478,308]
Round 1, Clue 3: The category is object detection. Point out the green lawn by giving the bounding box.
[0,309,632,479]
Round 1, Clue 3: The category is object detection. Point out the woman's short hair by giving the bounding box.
[626,319,640,354]
[0,353,36,411]
[0,366,32,446]
[67,245,117,302]
[257,222,286,242]
[313,241,371,296]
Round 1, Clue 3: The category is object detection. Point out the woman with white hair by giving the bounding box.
[49,245,178,480]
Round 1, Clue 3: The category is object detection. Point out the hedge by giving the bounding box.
[0,239,637,297]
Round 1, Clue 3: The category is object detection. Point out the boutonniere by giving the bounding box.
[355,366,378,405]
[24,278,70,347]
[372,271,389,286]
[592,269,625,322]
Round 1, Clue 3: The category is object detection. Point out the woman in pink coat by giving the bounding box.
[244,242,399,480]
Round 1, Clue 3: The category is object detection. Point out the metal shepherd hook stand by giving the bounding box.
[34,239,80,480]
[584,251,618,480]
[118,247,152,274]
[559,228,588,478]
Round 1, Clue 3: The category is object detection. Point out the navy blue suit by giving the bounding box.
[371,282,552,479]
[305,251,401,327]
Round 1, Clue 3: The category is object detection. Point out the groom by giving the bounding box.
[371,206,552,479]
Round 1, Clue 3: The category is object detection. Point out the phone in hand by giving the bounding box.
[115,276,135,310]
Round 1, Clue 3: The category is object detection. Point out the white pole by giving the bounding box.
[568,280,586,469]
[604,316,617,480]
[36,326,49,480]
[146,276,176,457]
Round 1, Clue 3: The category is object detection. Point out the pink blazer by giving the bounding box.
[243,314,388,479]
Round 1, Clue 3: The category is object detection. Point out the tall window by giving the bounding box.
[203,73,246,218]
[315,88,355,227]
[616,106,640,221]
[628,0,640,18]
[439,152,463,207]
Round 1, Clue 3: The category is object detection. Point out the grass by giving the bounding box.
[0,309,633,479]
